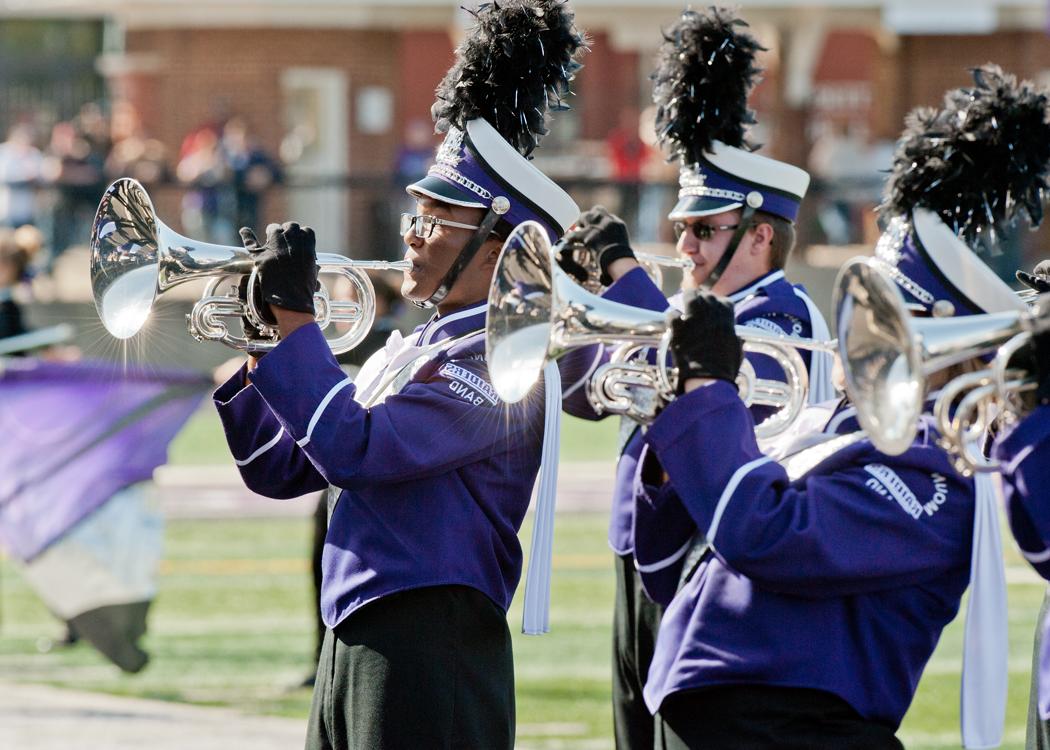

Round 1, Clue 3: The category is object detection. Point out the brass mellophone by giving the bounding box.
[834,257,1048,475]
[90,178,410,354]
[485,221,836,437]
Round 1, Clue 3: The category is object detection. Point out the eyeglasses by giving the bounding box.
[673,221,740,241]
[400,213,481,239]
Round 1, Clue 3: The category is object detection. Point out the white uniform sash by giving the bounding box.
[351,327,562,635]
[961,472,1008,749]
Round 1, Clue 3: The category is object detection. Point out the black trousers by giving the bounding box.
[1028,586,1050,750]
[305,585,514,750]
[613,552,664,750]
[655,685,904,750]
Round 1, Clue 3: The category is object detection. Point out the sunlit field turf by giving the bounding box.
[0,510,1045,749]
[168,405,625,465]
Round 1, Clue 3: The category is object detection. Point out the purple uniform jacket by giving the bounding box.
[213,302,546,628]
[993,405,1050,718]
[560,267,820,555]
[634,381,974,727]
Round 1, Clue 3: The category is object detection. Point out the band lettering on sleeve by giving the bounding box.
[439,362,499,406]
[863,464,949,519]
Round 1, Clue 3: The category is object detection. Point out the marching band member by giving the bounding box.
[212,3,584,748]
[633,64,1050,750]
[994,266,1050,748]
[556,10,833,747]
[635,291,972,750]
[994,329,1050,745]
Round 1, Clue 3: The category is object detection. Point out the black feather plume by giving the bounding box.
[882,64,1050,249]
[651,6,765,165]
[431,0,587,157]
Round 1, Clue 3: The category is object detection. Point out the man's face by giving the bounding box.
[400,198,486,303]
[675,208,748,291]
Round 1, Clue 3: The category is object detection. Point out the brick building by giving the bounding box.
[1,1,1047,259]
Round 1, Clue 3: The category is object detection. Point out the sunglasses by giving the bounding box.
[400,213,481,239]
[673,221,740,241]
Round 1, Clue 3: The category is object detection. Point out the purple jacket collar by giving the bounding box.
[414,300,487,346]
[726,269,786,303]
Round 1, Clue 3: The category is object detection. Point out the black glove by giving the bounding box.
[670,291,743,392]
[239,222,319,325]
[1016,260,1050,294]
[553,239,590,285]
[236,274,271,352]
[558,206,636,287]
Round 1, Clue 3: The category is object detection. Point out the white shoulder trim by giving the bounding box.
[790,286,836,404]
[729,270,785,304]
[708,456,774,542]
[825,406,857,434]
[419,302,486,346]
[234,426,285,466]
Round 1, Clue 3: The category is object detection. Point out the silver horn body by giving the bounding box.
[634,251,695,291]
[834,256,1047,472]
[558,234,693,293]
[486,221,833,437]
[90,178,409,354]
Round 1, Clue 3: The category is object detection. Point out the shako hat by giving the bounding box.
[875,65,1050,317]
[652,7,810,224]
[407,0,585,307]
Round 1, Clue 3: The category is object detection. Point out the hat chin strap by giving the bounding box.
[413,197,510,309]
[701,191,764,292]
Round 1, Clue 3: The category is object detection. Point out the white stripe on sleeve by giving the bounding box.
[707,456,774,543]
[635,537,694,573]
[235,427,285,466]
[1022,546,1050,564]
[302,377,354,446]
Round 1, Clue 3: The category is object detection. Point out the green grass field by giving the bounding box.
[168,405,625,466]
[0,511,1044,749]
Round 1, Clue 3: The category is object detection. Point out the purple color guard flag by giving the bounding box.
[0,358,208,562]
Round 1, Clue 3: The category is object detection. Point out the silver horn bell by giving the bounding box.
[834,256,1049,473]
[90,178,409,354]
[486,221,833,437]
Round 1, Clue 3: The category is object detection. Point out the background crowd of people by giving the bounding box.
[0,101,281,270]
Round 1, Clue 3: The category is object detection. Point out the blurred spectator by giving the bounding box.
[74,102,112,161]
[636,105,679,243]
[177,126,230,243]
[105,100,170,186]
[0,124,44,229]
[221,117,281,234]
[807,120,891,245]
[605,107,650,229]
[0,226,34,340]
[0,224,79,360]
[42,119,107,260]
